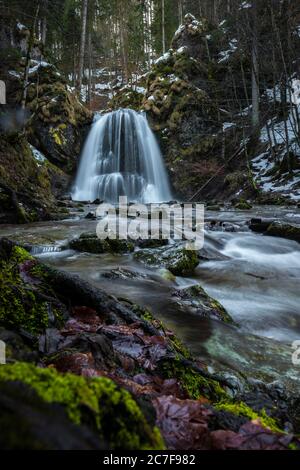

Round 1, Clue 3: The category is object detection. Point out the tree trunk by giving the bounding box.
[251,0,260,131]
[88,30,92,105]
[21,5,40,110]
[78,0,88,93]
[41,0,48,46]
[162,0,166,54]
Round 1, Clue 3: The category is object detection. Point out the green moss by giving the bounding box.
[134,246,199,276]
[0,246,62,335]
[50,126,66,147]
[167,248,199,276]
[0,363,164,450]
[160,357,227,401]
[12,246,34,263]
[234,199,252,210]
[215,402,283,433]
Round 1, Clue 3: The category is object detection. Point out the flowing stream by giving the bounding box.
[1,205,300,390]
[72,109,172,203]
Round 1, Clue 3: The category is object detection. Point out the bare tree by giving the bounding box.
[251,0,260,130]
[78,0,88,93]
[162,0,166,53]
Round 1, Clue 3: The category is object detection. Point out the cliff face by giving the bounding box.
[0,17,93,223]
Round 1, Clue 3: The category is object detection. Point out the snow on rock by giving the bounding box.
[218,39,238,63]
[291,78,300,106]
[28,61,57,76]
[16,22,27,31]
[223,122,236,131]
[30,145,46,165]
[177,46,188,54]
[155,51,172,65]
[252,151,300,201]
[8,70,21,79]
[239,2,252,10]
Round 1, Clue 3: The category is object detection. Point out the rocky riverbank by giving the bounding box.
[1,224,300,450]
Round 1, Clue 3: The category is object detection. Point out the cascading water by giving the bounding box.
[72,109,172,203]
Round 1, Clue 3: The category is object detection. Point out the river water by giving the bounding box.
[1,205,300,390]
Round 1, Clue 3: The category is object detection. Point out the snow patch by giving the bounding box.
[30,145,46,165]
[239,2,252,10]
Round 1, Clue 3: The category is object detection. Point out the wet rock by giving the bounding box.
[85,211,96,220]
[92,199,104,205]
[136,239,169,249]
[134,244,199,276]
[171,285,234,323]
[102,268,149,280]
[249,218,272,233]
[266,221,300,243]
[70,233,134,254]
[234,200,252,210]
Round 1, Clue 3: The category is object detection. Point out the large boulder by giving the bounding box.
[6,61,93,173]
[0,133,67,223]
[0,19,93,174]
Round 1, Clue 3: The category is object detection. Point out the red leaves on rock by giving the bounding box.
[62,307,103,334]
[210,421,296,450]
[153,396,299,450]
[50,351,102,377]
[153,395,212,450]
[100,323,169,370]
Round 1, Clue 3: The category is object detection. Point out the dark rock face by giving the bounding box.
[249,219,300,243]
[14,63,92,174]
[0,133,67,223]
[0,19,92,175]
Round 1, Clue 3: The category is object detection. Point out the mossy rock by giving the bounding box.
[134,244,199,276]
[0,243,65,335]
[70,233,134,254]
[8,59,93,173]
[215,401,283,434]
[173,285,234,324]
[234,200,252,210]
[159,357,227,402]
[109,89,144,111]
[266,222,300,243]
[0,362,164,450]
[0,133,63,223]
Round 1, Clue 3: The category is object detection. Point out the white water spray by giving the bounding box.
[72,109,172,203]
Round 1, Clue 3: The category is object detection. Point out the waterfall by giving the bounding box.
[72,109,172,203]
